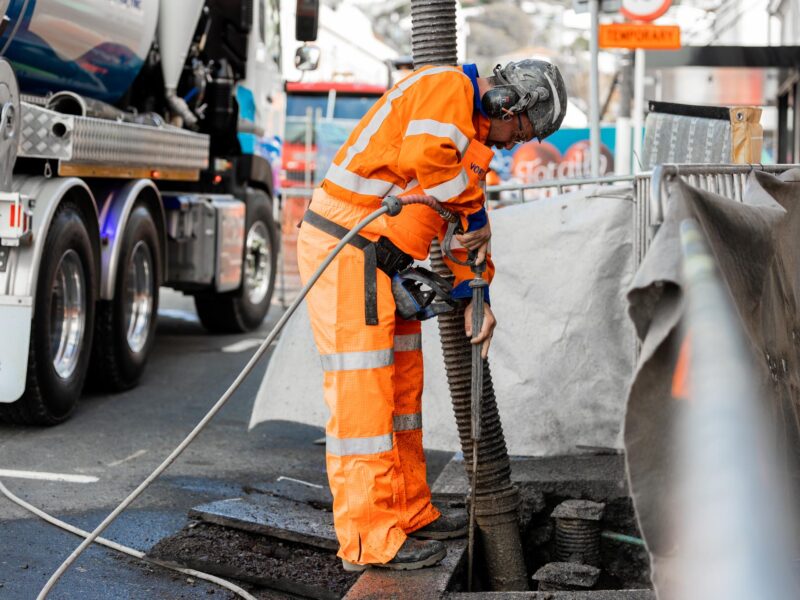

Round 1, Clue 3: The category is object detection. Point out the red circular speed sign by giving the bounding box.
[621,0,672,21]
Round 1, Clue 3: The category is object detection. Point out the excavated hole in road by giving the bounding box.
[444,485,651,594]
[146,457,652,598]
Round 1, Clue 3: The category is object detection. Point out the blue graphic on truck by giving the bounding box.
[0,0,152,103]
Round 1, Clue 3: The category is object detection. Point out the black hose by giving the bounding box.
[410,0,528,590]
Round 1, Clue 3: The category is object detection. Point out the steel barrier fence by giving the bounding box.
[274,164,799,304]
[487,163,799,270]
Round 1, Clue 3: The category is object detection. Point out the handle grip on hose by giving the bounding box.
[443,220,488,273]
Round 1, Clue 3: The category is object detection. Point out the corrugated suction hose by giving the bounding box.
[411,0,529,590]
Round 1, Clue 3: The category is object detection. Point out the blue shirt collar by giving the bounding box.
[462,63,488,119]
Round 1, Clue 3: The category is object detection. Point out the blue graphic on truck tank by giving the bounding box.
[0,0,152,103]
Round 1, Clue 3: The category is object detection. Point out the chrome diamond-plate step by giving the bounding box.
[18,102,209,175]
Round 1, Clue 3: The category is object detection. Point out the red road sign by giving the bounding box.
[620,0,672,21]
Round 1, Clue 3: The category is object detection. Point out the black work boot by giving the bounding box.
[341,538,446,572]
[409,510,468,540]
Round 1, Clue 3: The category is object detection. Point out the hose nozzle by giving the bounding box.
[382,195,403,216]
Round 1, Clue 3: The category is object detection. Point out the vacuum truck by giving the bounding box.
[0,0,320,424]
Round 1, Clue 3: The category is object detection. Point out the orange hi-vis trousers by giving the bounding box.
[297,188,440,565]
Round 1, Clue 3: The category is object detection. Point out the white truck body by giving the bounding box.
[0,0,314,423]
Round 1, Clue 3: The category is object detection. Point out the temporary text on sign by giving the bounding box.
[599,23,681,50]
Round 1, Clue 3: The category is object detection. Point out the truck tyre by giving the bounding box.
[0,201,96,425]
[90,205,160,391]
[194,189,277,333]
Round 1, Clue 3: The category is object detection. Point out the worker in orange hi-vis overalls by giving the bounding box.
[297,60,568,572]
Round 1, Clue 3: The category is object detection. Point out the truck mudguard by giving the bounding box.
[95,179,166,301]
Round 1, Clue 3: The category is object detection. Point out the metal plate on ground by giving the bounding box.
[190,493,338,551]
[245,477,334,509]
[432,454,628,502]
[246,477,464,513]
[344,539,466,600]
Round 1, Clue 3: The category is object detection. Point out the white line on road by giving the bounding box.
[221,339,264,353]
[0,469,98,483]
[276,476,324,489]
[107,449,148,467]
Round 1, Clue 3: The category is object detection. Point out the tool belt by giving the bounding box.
[303,209,414,325]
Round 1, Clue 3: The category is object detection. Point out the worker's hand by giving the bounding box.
[465,301,496,359]
[456,221,491,265]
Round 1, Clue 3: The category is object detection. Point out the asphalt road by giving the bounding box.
[0,289,452,599]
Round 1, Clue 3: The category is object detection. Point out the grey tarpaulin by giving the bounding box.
[250,185,637,456]
[624,168,800,595]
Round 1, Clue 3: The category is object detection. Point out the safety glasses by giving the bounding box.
[511,113,529,145]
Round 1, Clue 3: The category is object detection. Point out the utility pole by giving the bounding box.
[589,0,601,177]
[632,47,645,173]
[615,51,633,175]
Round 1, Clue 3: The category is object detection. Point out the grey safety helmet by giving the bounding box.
[493,59,567,142]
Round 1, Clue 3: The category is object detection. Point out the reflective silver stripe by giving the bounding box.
[325,163,396,197]
[388,178,419,196]
[339,66,465,171]
[393,413,422,432]
[325,65,469,197]
[332,67,467,183]
[424,169,469,202]
[405,120,469,154]
[543,71,561,127]
[394,333,422,352]
[326,433,393,456]
[320,348,394,372]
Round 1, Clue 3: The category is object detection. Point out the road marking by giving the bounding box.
[221,339,263,353]
[0,469,98,483]
[276,476,324,489]
[158,308,199,323]
[107,449,147,467]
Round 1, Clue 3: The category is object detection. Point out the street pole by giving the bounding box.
[589,0,601,177]
[632,47,645,173]
[615,51,633,175]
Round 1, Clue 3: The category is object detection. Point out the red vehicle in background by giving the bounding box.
[281,81,386,187]
[279,81,385,293]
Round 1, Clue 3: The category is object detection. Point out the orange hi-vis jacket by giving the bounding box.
[321,64,497,298]
[298,64,498,566]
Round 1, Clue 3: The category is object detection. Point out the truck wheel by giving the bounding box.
[195,190,277,333]
[91,205,160,391]
[0,201,96,425]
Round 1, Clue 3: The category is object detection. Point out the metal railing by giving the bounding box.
[487,174,636,203]
[274,186,314,307]
[274,164,799,305]
[487,163,799,270]
[648,163,798,225]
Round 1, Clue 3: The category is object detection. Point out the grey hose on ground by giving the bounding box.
[0,481,256,600]
[36,204,391,600]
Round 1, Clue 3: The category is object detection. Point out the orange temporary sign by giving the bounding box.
[599,23,681,50]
